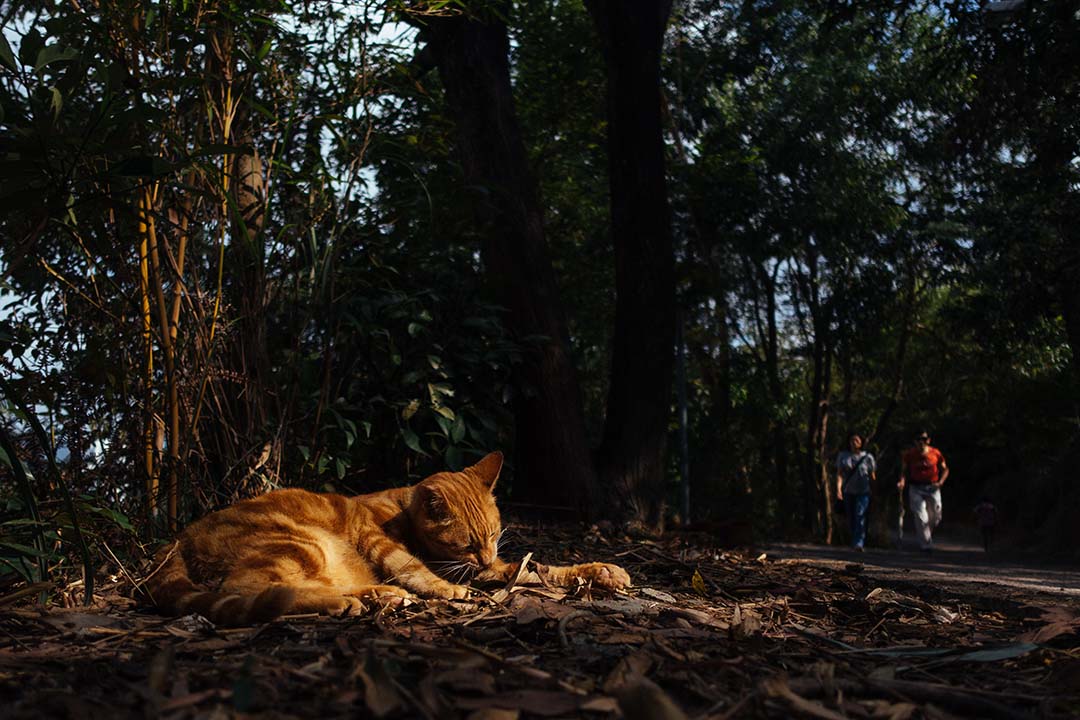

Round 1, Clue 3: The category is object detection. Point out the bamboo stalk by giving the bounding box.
[208,80,236,348]
[144,183,180,532]
[137,191,157,522]
[168,185,192,347]
[167,190,193,518]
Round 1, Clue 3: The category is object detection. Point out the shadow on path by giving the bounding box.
[764,536,1080,601]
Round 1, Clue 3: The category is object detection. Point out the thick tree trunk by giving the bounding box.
[586,0,677,527]
[423,8,596,509]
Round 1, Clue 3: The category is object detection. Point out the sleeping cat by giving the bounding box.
[145,451,630,625]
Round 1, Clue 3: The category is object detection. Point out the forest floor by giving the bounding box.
[1,523,1078,720]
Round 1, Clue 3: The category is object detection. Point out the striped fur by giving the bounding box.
[146,451,630,625]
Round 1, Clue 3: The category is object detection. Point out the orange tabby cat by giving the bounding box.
[146,452,630,625]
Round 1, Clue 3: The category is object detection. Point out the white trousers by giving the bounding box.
[908,485,942,549]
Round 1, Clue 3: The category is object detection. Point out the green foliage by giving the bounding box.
[0,449,136,591]
[0,0,520,546]
[290,248,518,486]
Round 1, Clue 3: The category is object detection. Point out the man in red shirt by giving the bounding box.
[897,431,950,553]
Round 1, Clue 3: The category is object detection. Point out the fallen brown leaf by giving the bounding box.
[603,650,654,694]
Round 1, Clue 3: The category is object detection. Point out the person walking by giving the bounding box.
[836,432,876,551]
[898,431,949,553]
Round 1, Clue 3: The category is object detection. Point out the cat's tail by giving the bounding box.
[144,543,295,626]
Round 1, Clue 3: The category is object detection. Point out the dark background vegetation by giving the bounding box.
[1,0,1078,593]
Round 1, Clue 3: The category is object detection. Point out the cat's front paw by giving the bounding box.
[352,585,412,600]
[474,558,517,584]
[326,595,366,616]
[429,580,471,600]
[579,562,631,590]
[350,585,413,609]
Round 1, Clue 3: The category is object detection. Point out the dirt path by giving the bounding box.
[765,535,1080,605]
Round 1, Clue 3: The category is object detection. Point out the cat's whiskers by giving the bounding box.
[430,560,469,582]
[426,562,456,581]
[435,560,479,584]
[496,527,517,556]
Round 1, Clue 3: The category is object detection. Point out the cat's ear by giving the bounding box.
[418,485,451,522]
[469,451,504,491]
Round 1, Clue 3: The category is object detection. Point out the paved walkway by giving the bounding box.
[765,537,1080,601]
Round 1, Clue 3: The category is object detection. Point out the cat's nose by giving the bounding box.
[479,546,496,567]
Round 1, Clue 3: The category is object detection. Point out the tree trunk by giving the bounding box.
[675,311,690,523]
[757,261,793,524]
[799,259,821,534]
[586,0,677,527]
[817,347,833,542]
[689,289,733,516]
[423,7,596,509]
[796,247,834,539]
[228,131,271,455]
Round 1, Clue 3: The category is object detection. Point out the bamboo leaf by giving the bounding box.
[18,28,42,67]
[0,540,53,558]
[33,45,79,74]
[50,86,62,120]
[0,33,17,70]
